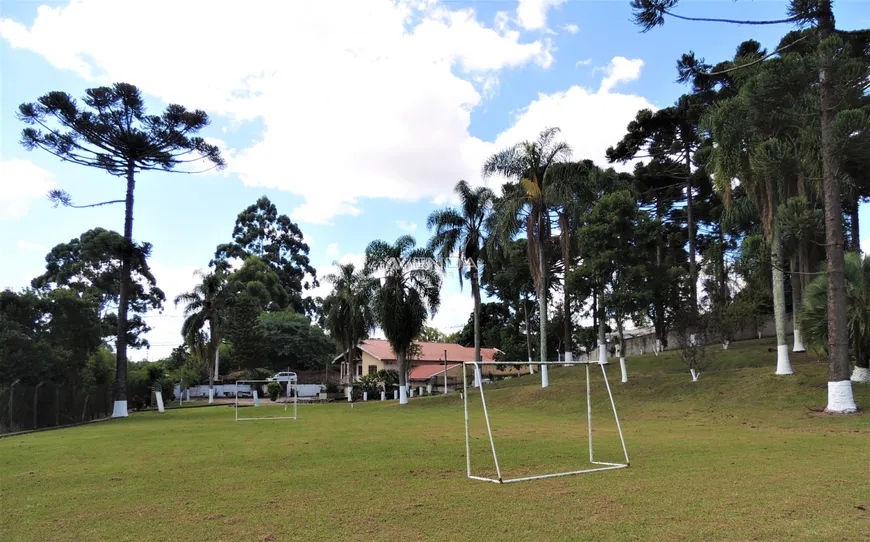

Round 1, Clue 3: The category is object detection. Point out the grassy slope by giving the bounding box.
[1,338,868,541]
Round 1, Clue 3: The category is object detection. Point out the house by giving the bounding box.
[333,339,530,391]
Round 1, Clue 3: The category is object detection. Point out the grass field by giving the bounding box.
[1,338,868,541]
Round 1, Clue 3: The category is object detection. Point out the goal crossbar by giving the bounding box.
[234,378,298,421]
[463,361,630,484]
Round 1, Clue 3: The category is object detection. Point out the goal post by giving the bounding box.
[463,361,629,484]
[234,377,298,421]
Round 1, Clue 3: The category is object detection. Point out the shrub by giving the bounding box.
[322,379,341,394]
[267,381,282,401]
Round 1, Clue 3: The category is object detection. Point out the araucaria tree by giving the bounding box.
[485,127,571,386]
[427,180,495,364]
[17,83,225,417]
[365,236,441,405]
[321,263,377,398]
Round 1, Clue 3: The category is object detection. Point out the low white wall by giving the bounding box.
[174,383,322,398]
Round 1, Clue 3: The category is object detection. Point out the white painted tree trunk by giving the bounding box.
[564,351,574,366]
[214,347,220,385]
[347,386,353,402]
[112,400,129,418]
[825,380,857,413]
[771,231,793,375]
[155,391,164,413]
[690,368,700,382]
[399,386,408,404]
[540,364,549,388]
[793,327,806,352]
[619,358,628,383]
[472,367,481,388]
[380,391,386,401]
[208,388,214,404]
[722,341,730,350]
[598,340,608,365]
[529,357,535,375]
[427,383,433,394]
[393,390,398,400]
[851,366,870,383]
[363,392,368,402]
[409,387,414,398]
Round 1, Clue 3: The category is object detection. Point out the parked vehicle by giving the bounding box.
[266,371,297,383]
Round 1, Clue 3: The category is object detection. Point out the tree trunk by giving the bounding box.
[112,164,136,418]
[523,294,532,363]
[790,258,805,352]
[818,3,856,412]
[598,298,608,365]
[537,215,549,387]
[397,347,408,405]
[685,147,697,313]
[617,322,627,383]
[592,290,598,332]
[771,223,793,375]
[560,213,573,363]
[471,269,482,363]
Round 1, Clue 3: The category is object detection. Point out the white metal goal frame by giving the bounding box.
[234,377,298,421]
[463,361,630,484]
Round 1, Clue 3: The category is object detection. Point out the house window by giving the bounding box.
[357,365,363,377]
[368,365,377,375]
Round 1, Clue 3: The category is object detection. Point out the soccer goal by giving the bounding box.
[462,361,629,484]
[234,377,298,421]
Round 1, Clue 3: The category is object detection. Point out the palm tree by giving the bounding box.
[427,180,495,363]
[483,127,571,385]
[321,263,377,397]
[365,236,441,405]
[174,269,234,399]
[799,252,870,387]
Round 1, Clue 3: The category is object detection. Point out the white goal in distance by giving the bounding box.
[234,377,298,421]
[463,361,630,484]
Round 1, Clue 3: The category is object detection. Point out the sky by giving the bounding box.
[1,0,868,360]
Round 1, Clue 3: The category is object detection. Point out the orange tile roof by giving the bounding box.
[358,339,499,363]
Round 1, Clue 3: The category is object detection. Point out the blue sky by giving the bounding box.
[1,0,868,359]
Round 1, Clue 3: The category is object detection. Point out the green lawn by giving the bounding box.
[2,338,868,541]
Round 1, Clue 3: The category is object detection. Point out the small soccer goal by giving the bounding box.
[462,361,630,484]
[234,377,298,421]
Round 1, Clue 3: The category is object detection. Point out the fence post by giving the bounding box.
[33,381,45,430]
[81,394,90,421]
[55,383,61,426]
[8,380,19,430]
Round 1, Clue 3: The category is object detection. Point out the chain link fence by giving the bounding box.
[0,382,112,435]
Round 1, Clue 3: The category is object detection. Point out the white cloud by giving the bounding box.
[0,159,57,220]
[517,0,567,31]
[17,240,46,252]
[141,263,202,360]
[309,253,366,301]
[325,243,340,259]
[575,58,592,67]
[862,236,869,255]
[562,24,579,35]
[1,0,554,224]
[599,56,645,94]
[430,291,473,333]
[395,220,418,233]
[486,80,656,176]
